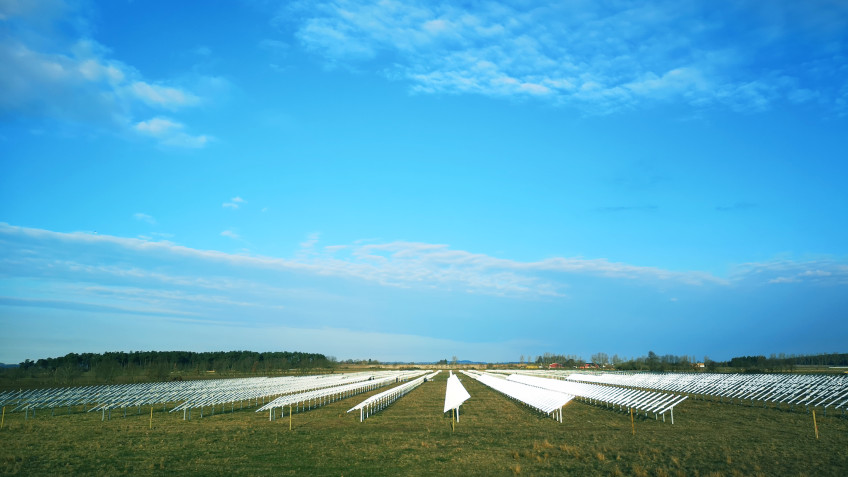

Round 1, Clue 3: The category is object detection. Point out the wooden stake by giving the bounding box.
[149,406,153,430]
[813,410,819,439]
[289,404,292,431]
[451,409,455,432]
[1,406,5,429]
[630,408,635,436]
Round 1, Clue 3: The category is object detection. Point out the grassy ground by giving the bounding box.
[1,373,846,476]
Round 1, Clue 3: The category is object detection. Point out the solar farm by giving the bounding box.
[1,369,847,475]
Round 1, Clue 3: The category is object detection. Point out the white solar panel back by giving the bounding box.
[444,374,471,413]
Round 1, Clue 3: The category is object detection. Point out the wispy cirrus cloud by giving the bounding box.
[134,117,211,148]
[2,223,846,362]
[0,223,726,303]
[222,196,246,209]
[280,0,848,114]
[316,240,728,291]
[298,232,321,254]
[133,117,213,149]
[0,296,201,319]
[0,1,216,146]
[128,81,200,110]
[733,259,848,286]
[4,223,846,323]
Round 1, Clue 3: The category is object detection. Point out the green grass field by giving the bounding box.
[2,373,846,476]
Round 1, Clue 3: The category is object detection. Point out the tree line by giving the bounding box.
[522,351,848,372]
[5,350,336,386]
[726,353,848,371]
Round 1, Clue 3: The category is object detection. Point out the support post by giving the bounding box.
[813,410,819,439]
[149,406,153,430]
[630,408,635,436]
[451,408,455,432]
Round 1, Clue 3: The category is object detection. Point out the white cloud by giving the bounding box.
[0,3,213,145]
[134,117,211,148]
[800,270,832,277]
[282,0,848,114]
[134,117,181,135]
[5,223,846,315]
[222,196,246,209]
[302,241,728,295]
[3,222,846,362]
[78,58,125,83]
[300,232,320,250]
[129,81,200,109]
[734,259,848,285]
[0,223,730,304]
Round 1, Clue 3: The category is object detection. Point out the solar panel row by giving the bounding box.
[462,370,572,422]
[347,371,440,422]
[508,374,688,423]
[0,371,421,420]
[566,372,848,414]
[257,370,431,421]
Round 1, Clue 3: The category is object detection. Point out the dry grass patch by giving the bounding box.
[632,464,649,477]
[559,443,581,458]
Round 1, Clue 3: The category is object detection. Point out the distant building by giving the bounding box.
[696,362,705,368]
[549,363,563,368]
[578,362,599,369]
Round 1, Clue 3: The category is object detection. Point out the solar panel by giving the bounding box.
[462,371,572,422]
[0,371,430,421]
[347,371,438,422]
[565,372,848,415]
[444,372,471,420]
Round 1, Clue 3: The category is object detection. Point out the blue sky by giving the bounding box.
[1,0,847,364]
